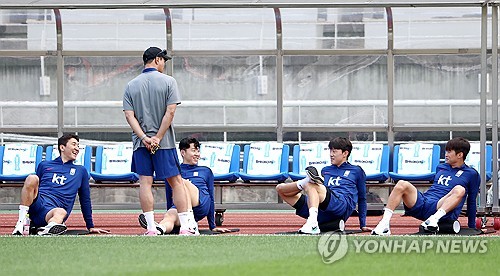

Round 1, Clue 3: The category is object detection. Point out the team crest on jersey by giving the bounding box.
[343,171,350,177]
[70,168,76,175]
[193,172,199,177]
[455,170,463,177]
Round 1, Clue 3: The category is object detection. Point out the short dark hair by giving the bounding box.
[179,137,200,151]
[58,133,79,154]
[445,137,470,160]
[328,137,353,158]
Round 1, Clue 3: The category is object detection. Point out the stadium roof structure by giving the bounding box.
[0,0,494,9]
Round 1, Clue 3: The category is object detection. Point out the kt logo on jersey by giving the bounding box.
[52,173,67,185]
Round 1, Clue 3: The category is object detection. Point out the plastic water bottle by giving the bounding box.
[23,215,30,236]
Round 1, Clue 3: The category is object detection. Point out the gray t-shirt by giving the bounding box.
[123,69,181,151]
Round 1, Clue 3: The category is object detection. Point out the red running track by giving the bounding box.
[0,212,498,235]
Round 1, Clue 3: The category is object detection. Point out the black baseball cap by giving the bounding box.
[143,47,171,63]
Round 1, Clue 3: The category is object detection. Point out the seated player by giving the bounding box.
[372,137,480,235]
[139,137,231,234]
[276,137,370,235]
[12,134,109,235]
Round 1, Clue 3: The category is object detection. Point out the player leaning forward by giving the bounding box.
[372,137,480,235]
[13,134,109,235]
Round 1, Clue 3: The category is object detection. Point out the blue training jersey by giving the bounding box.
[424,163,480,228]
[36,157,94,229]
[166,163,216,230]
[321,162,367,227]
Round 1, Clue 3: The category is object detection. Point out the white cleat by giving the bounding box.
[421,219,439,233]
[298,222,320,235]
[138,214,165,235]
[305,166,324,185]
[371,224,391,236]
[191,224,200,236]
[37,223,67,236]
[12,222,24,236]
[179,228,200,236]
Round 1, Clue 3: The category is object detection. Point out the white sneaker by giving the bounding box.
[138,214,165,235]
[190,223,200,236]
[305,166,324,185]
[179,227,200,236]
[12,221,24,235]
[371,222,391,236]
[421,218,439,233]
[37,223,67,236]
[143,230,158,236]
[298,221,320,235]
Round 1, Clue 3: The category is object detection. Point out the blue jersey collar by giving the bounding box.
[447,162,466,170]
[181,163,197,169]
[142,68,157,73]
[336,161,349,168]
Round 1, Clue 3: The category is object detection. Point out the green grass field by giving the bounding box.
[1,235,499,275]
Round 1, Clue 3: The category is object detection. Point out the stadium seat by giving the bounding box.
[90,143,138,183]
[289,142,330,181]
[45,144,92,178]
[239,142,289,183]
[465,143,492,181]
[349,143,390,182]
[197,142,241,182]
[0,143,43,182]
[389,143,441,183]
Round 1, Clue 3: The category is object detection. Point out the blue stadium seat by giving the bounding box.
[389,143,441,183]
[465,143,492,181]
[90,144,138,183]
[0,143,43,182]
[289,142,330,181]
[239,142,289,183]
[349,143,390,182]
[45,144,92,178]
[198,142,241,182]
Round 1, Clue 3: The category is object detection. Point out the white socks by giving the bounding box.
[143,211,156,232]
[188,210,196,224]
[375,208,393,230]
[307,207,318,225]
[179,210,196,227]
[18,205,29,224]
[429,208,446,222]
[381,207,394,223]
[296,175,311,191]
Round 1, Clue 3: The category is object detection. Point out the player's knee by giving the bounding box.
[394,180,411,192]
[53,208,67,217]
[165,212,176,221]
[24,174,39,188]
[168,178,184,189]
[24,174,40,185]
[167,175,185,189]
[276,183,286,195]
[451,185,466,197]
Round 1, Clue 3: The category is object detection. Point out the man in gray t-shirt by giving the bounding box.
[123,47,199,236]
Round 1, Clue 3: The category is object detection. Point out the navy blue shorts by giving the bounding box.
[28,195,57,227]
[295,189,353,224]
[403,191,439,221]
[170,189,211,222]
[131,148,180,180]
